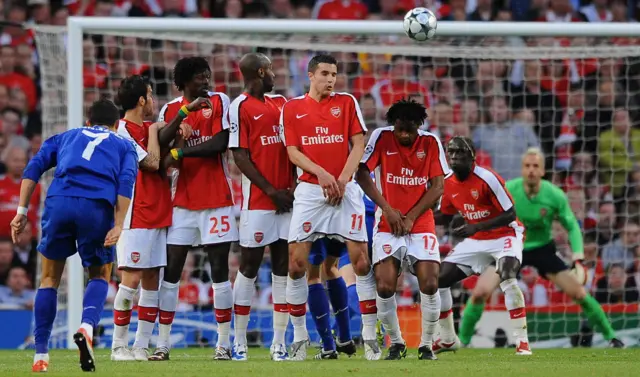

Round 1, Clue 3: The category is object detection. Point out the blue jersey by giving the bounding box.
[23,125,138,205]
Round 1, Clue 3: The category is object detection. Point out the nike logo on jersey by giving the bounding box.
[386,151,398,155]
[254,114,264,120]
[452,194,459,198]
[296,114,308,119]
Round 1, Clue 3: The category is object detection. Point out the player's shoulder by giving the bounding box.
[208,90,230,103]
[417,129,442,144]
[473,165,505,187]
[334,91,358,104]
[505,177,523,191]
[265,93,287,103]
[281,94,306,112]
[230,93,250,108]
[163,96,184,109]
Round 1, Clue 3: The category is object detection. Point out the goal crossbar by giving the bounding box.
[57,16,640,349]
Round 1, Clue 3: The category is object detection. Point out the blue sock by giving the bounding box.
[81,279,108,328]
[327,278,351,343]
[34,288,58,354]
[308,283,335,351]
[347,284,361,319]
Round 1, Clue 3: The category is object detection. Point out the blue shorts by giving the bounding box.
[309,238,349,267]
[366,212,374,258]
[38,196,115,267]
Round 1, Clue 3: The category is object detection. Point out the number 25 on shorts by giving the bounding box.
[209,216,231,234]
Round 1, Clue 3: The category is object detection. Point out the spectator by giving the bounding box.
[601,222,640,272]
[596,202,617,245]
[12,220,37,285]
[0,266,35,309]
[598,108,640,198]
[312,0,368,20]
[595,263,640,303]
[0,238,13,285]
[580,0,612,22]
[473,95,540,180]
[0,146,41,238]
[518,267,550,307]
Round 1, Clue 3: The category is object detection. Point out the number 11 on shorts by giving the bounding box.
[351,214,363,231]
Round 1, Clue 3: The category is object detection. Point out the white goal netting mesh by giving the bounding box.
[32,25,640,350]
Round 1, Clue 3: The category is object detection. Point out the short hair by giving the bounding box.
[307,54,338,73]
[88,99,119,127]
[522,147,545,169]
[173,56,211,91]
[117,75,149,112]
[385,99,427,126]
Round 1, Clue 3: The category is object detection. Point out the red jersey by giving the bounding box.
[0,175,40,237]
[280,92,366,185]
[117,119,172,229]
[228,93,293,211]
[362,127,450,234]
[440,165,521,240]
[158,92,233,210]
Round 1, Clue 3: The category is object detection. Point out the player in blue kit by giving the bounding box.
[10,99,139,373]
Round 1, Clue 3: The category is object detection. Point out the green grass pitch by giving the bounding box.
[2,347,640,377]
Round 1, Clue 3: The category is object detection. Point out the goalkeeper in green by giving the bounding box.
[458,148,624,348]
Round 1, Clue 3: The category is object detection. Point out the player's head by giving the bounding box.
[117,75,153,117]
[307,54,338,97]
[522,147,545,185]
[88,99,120,130]
[447,136,476,175]
[386,99,427,146]
[173,56,211,97]
[239,52,275,93]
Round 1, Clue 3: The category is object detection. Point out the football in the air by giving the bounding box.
[403,7,438,42]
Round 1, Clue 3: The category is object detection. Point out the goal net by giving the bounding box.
[31,20,640,350]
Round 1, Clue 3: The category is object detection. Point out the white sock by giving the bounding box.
[157,280,179,350]
[286,274,308,343]
[34,353,49,363]
[213,281,233,348]
[356,269,377,341]
[133,288,159,349]
[376,294,404,345]
[438,287,456,343]
[112,284,136,349]
[500,278,529,342]
[271,274,288,345]
[232,272,256,346]
[420,291,440,348]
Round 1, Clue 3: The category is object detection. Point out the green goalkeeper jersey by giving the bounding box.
[505,178,583,256]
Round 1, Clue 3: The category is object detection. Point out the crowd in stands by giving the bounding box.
[0,0,640,313]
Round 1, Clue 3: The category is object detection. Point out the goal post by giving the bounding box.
[32,17,640,350]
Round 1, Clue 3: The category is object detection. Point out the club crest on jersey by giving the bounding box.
[202,108,213,118]
[130,252,140,263]
[254,232,264,243]
[303,221,312,233]
[471,189,479,200]
[417,150,426,160]
[540,208,548,217]
[383,244,392,254]
[331,107,341,118]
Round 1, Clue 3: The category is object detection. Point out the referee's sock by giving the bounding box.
[576,293,617,340]
[459,298,485,345]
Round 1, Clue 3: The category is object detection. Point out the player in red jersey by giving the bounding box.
[151,57,236,361]
[110,75,207,361]
[228,53,294,362]
[434,136,532,356]
[356,99,449,361]
[279,54,380,361]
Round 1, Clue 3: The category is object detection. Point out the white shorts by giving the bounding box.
[167,206,239,246]
[116,228,167,269]
[288,181,367,243]
[443,232,524,275]
[372,232,440,271]
[239,210,291,248]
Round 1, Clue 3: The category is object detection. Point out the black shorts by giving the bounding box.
[522,242,568,277]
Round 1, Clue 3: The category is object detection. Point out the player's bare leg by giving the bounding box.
[32,256,66,372]
[496,256,531,355]
[206,242,233,360]
[233,240,289,361]
[459,266,500,346]
[434,262,468,354]
[150,245,190,361]
[112,268,161,361]
[286,240,314,361]
[374,257,406,360]
[413,260,441,360]
[345,240,381,361]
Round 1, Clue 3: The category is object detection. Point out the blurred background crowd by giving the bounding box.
[0,0,639,322]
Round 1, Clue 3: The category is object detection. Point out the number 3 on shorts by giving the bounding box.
[210,216,231,234]
[503,238,513,252]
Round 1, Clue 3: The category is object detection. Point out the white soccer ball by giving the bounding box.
[403,7,438,42]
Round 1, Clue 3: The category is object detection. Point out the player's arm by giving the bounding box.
[405,175,445,226]
[11,136,59,241]
[105,145,138,246]
[556,187,584,260]
[338,132,365,186]
[139,122,161,171]
[356,164,405,236]
[157,97,210,147]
